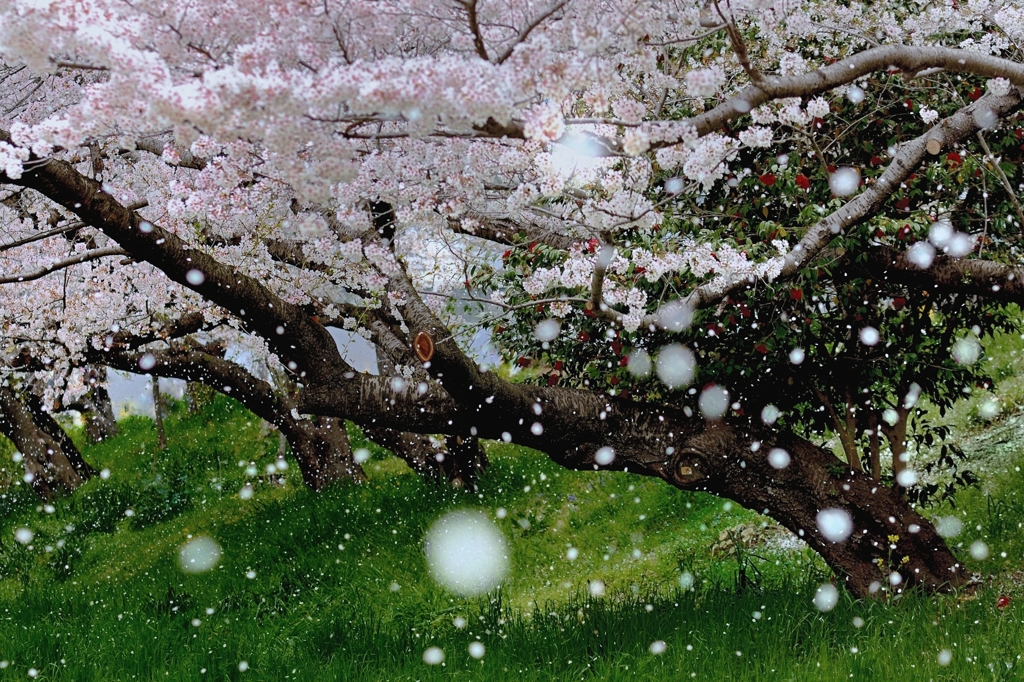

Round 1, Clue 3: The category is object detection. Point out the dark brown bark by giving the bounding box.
[0,387,92,499]
[79,368,119,443]
[25,393,96,481]
[851,245,1024,306]
[283,416,365,490]
[370,343,487,486]
[867,410,881,480]
[365,427,488,488]
[657,423,967,598]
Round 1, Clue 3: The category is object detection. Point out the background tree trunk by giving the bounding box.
[76,366,118,443]
[151,377,167,451]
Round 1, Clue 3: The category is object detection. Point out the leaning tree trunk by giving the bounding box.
[566,415,968,599]
[0,387,93,499]
[98,347,367,490]
[26,394,96,481]
[294,297,971,597]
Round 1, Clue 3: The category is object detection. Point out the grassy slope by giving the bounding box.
[0,365,1021,680]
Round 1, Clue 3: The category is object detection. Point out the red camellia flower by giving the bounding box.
[947,152,962,167]
[754,343,769,354]
[996,595,1011,609]
[795,174,810,189]
[893,297,907,310]
[759,173,776,186]
[790,288,803,301]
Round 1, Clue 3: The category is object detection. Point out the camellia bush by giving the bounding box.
[1,0,1024,597]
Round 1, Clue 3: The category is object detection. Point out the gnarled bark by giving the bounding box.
[365,427,488,488]
[370,343,488,487]
[283,415,365,490]
[657,423,964,598]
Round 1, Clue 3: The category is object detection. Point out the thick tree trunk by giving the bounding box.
[370,343,488,485]
[281,416,365,490]
[444,435,489,488]
[70,366,118,443]
[26,394,96,481]
[591,418,967,598]
[366,428,488,488]
[298,324,969,598]
[0,387,92,499]
[15,134,974,594]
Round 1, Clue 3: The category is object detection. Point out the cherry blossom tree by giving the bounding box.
[1,0,1024,596]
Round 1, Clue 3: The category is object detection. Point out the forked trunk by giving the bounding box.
[281,416,365,490]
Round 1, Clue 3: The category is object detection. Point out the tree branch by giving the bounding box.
[0,246,127,284]
[681,90,1023,312]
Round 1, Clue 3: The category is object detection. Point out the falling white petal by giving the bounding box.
[424,510,509,596]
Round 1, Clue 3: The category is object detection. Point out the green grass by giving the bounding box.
[0,389,1021,680]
